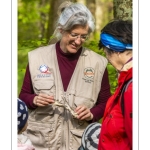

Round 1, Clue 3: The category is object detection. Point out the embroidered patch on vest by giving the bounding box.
[37,64,51,78]
[82,67,94,83]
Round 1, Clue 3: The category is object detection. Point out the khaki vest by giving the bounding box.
[26,44,107,150]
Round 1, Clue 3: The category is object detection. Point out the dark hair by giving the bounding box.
[98,19,132,50]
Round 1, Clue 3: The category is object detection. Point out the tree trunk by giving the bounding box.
[95,0,103,34]
[95,0,113,39]
[46,0,65,42]
[113,0,132,20]
[86,0,96,38]
[76,0,86,4]
[86,0,96,18]
[38,0,48,40]
[71,0,77,2]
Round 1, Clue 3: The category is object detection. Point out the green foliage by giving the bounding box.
[107,63,118,94]
[18,0,50,41]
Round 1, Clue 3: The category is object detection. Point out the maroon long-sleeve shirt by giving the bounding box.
[19,42,111,121]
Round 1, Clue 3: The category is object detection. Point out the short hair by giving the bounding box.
[99,19,132,51]
[52,1,95,40]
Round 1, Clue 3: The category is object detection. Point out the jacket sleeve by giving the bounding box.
[19,64,37,109]
[90,68,111,122]
[124,82,132,147]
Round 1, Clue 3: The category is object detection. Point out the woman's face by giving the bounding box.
[60,25,89,53]
[103,47,121,70]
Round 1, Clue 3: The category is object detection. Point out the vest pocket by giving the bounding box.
[74,96,94,109]
[33,80,55,95]
[29,105,55,122]
[26,121,54,148]
[35,105,54,117]
[70,129,83,150]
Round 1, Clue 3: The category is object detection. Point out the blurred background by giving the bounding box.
[18,0,132,95]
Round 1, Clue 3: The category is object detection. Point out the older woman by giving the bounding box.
[98,20,132,150]
[19,1,111,150]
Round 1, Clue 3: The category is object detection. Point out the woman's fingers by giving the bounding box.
[34,94,55,106]
[75,106,93,121]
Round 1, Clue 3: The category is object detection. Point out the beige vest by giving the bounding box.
[27,44,107,150]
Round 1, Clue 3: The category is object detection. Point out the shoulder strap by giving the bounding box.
[121,78,132,116]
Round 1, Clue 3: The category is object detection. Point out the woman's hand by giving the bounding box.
[75,105,93,121]
[33,93,55,107]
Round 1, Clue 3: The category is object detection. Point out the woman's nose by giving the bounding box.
[74,37,82,44]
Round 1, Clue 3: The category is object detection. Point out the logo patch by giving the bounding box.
[37,65,51,78]
[82,67,94,83]
[39,65,50,73]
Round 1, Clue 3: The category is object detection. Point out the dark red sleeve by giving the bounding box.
[124,82,132,147]
[90,68,111,122]
[19,64,37,109]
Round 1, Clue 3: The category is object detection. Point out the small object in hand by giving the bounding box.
[53,98,78,118]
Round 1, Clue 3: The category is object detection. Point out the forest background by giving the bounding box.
[18,0,132,95]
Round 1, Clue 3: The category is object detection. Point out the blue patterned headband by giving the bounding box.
[100,33,132,52]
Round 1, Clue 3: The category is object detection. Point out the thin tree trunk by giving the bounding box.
[46,0,65,42]
[76,0,86,5]
[86,0,96,38]
[38,0,47,40]
[95,0,103,34]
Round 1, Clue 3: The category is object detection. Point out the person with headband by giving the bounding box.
[19,1,111,150]
[98,19,132,150]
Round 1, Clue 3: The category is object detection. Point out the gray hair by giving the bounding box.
[51,1,95,41]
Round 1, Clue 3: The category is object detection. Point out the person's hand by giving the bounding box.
[75,105,93,121]
[33,93,55,107]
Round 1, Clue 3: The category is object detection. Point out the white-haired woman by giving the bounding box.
[19,1,111,150]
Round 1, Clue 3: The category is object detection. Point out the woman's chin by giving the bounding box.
[67,48,78,54]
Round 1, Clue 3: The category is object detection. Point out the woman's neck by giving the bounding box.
[119,57,133,72]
